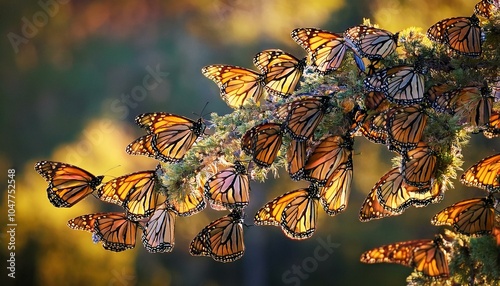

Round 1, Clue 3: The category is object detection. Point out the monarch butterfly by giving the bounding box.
[320,161,353,216]
[450,86,493,128]
[34,161,104,208]
[241,122,284,167]
[360,235,450,278]
[387,105,428,152]
[359,179,400,222]
[189,208,245,262]
[431,196,498,236]
[291,28,347,74]
[474,0,499,19]
[402,142,437,187]
[303,135,353,186]
[253,49,305,97]
[358,112,389,145]
[279,95,333,141]
[426,83,455,114]
[97,168,164,221]
[344,25,399,61]
[427,14,482,57]
[201,64,265,108]
[67,212,138,252]
[127,113,205,163]
[126,134,160,160]
[376,168,443,213]
[364,91,389,112]
[461,152,500,192]
[255,185,319,240]
[484,111,500,138]
[286,139,307,180]
[142,203,176,253]
[364,65,426,105]
[204,161,250,209]
[166,186,206,217]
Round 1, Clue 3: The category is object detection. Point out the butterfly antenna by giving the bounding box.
[101,165,122,179]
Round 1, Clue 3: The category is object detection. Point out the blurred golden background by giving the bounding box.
[1,0,499,285]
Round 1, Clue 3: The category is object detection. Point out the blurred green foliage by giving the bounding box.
[1,0,499,285]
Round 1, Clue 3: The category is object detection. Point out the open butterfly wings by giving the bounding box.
[344,25,398,61]
[253,49,305,97]
[202,64,265,108]
[189,209,245,263]
[364,65,426,106]
[97,169,163,221]
[427,14,482,57]
[68,212,138,252]
[127,113,206,163]
[34,161,104,208]
[255,185,325,240]
[431,196,497,236]
[142,203,176,253]
[360,236,450,278]
[461,153,500,192]
[291,28,347,74]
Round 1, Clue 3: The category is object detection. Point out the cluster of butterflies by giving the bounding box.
[33,0,499,275]
[361,152,500,278]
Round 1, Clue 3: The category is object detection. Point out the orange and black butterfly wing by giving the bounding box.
[320,161,353,216]
[204,161,250,209]
[242,122,283,167]
[483,111,500,138]
[97,169,162,220]
[68,212,138,252]
[35,161,103,207]
[253,49,305,97]
[126,134,161,160]
[291,28,347,74]
[344,25,398,60]
[142,203,176,253]
[359,181,400,222]
[283,95,331,141]
[431,197,496,236]
[402,142,437,187]
[474,0,499,18]
[202,64,265,108]
[287,139,307,180]
[461,153,500,192]
[135,113,205,163]
[361,237,449,277]
[190,209,245,262]
[280,186,319,240]
[303,135,353,186]
[427,15,482,57]
[166,187,206,217]
[387,105,428,151]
